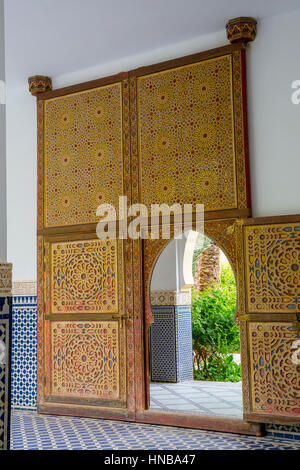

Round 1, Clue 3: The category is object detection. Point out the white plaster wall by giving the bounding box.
[151,237,187,291]
[6,86,36,279]
[247,11,300,217]
[151,239,177,291]
[0,0,6,261]
[6,8,300,280]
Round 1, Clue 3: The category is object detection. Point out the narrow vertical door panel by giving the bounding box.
[36,75,135,420]
[237,216,300,424]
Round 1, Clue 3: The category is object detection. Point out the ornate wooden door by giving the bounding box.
[238,215,300,425]
[36,74,136,420]
[33,41,299,436]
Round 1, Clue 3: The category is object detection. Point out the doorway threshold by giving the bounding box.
[136,410,265,437]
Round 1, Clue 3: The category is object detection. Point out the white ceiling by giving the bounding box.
[5,0,300,88]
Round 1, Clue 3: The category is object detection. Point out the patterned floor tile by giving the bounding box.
[10,411,300,450]
[150,381,243,417]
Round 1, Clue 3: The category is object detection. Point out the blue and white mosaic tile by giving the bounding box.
[11,410,300,450]
[176,305,193,382]
[266,423,300,441]
[11,296,37,411]
[150,306,177,382]
[150,305,193,383]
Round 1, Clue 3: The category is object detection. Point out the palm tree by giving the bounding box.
[193,235,220,292]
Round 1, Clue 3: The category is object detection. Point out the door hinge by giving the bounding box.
[112,315,132,329]
[292,314,300,331]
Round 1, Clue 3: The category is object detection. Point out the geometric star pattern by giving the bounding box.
[44,83,123,227]
[137,55,237,212]
[51,239,119,314]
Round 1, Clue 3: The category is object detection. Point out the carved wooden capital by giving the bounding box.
[28,75,52,95]
[226,17,257,44]
[0,263,12,296]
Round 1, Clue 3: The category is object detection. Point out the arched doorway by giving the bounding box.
[146,229,243,419]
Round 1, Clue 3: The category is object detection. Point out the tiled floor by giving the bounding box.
[150,381,243,418]
[11,410,300,450]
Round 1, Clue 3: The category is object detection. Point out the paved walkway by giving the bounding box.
[11,410,299,450]
[150,381,243,418]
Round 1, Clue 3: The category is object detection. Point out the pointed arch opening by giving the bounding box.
[147,229,243,419]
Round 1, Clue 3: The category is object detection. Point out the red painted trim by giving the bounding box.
[240,48,252,210]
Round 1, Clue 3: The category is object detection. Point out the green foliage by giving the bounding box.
[192,264,241,382]
[193,354,241,382]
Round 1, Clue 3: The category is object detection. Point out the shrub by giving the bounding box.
[192,264,241,382]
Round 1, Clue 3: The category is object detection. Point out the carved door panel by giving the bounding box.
[130,43,251,218]
[238,216,300,425]
[36,75,136,419]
